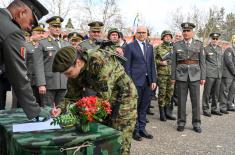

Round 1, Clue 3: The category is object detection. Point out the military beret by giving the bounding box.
[88,21,104,31]
[32,23,45,32]
[20,0,48,27]
[68,32,84,41]
[231,35,235,42]
[209,32,220,38]
[107,28,120,39]
[53,46,77,73]
[46,16,64,26]
[181,22,196,30]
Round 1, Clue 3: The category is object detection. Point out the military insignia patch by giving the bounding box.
[20,47,26,59]
[208,53,213,55]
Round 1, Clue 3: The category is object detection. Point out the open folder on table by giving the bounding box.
[13,118,61,132]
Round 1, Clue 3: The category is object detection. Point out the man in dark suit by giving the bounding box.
[124,26,157,141]
[171,22,206,133]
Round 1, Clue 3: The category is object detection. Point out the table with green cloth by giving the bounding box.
[0,109,122,155]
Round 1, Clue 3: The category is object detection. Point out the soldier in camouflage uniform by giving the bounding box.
[107,28,124,56]
[155,30,176,121]
[25,23,46,106]
[52,46,137,155]
[33,16,70,107]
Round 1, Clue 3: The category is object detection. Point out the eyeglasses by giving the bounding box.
[183,30,191,32]
[137,32,147,34]
[212,38,218,40]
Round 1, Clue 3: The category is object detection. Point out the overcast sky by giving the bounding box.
[118,0,235,33]
[1,0,234,34]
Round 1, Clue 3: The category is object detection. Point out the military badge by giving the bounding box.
[185,23,189,27]
[20,47,26,59]
[56,18,60,23]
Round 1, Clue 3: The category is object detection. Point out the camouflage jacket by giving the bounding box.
[60,47,137,121]
[154,43,172,75]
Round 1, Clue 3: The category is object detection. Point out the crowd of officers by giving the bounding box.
[1,12,235,155]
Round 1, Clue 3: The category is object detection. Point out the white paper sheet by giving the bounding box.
[13,118,61,132]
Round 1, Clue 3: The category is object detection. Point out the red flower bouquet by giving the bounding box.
[51,96,111,132]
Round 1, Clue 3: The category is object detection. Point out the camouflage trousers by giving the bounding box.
[112,111,136,155]
[157,75,173,107]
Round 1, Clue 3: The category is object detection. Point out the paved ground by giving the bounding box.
[130,88,235,155]
[5,90,235,155]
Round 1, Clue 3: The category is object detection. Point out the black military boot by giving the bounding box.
[159,106,166,121]
[164,105,176,120]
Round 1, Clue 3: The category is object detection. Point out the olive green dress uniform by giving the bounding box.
[53,46,137,155]
[0,0,49,119]
[202,34,223,115]
[78,21,104,52]
[25,41,43,105]
[33,36,70,106]
[33,16,70,107]
[171,23,206,128]
[219,46,235,112]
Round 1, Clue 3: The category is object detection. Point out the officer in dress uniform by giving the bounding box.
[33,16,70,107]
[202,33,223,117]
[25,23,46,106]
[77,21,104,97]
[171,22,206,133]
[0,0,51,119]
[78,21,104,52]
[67,32,84,49]
[219,35,235,113]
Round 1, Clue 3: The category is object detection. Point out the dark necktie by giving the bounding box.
[186,42,190,48]
[55,38,61,48]
[142,42,147,60]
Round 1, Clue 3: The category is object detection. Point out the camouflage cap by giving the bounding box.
[161,30,173,40]
[181,22,196,30]
[52,46,77,72]
[46,16,64,26]
[107,28,120,39]
[68,32,84,41]
[32,23,45,32]
[209,32,220,38]
[88,21,104,31]
[231,35,235,42]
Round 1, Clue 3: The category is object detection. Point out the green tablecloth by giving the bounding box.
[0,109,121,155]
